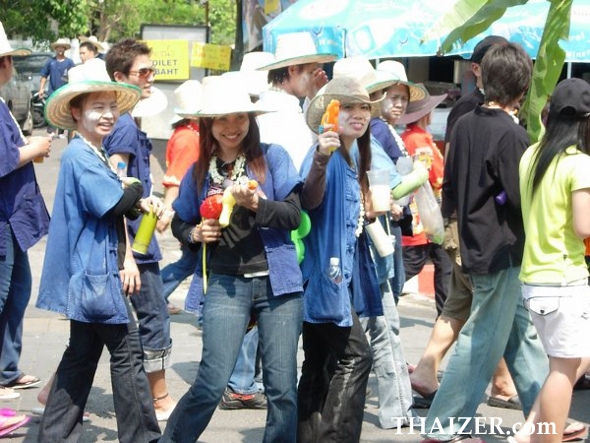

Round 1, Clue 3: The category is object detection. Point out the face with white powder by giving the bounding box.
[70,91,120,147]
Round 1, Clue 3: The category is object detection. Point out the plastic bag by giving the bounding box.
[414,182,444,244]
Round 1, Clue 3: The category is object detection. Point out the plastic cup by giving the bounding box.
[367,169,391,212]
[132,209,158,255]
[366,219,394,257]
[33,155,44,163]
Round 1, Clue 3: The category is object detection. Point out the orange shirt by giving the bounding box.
[401,124,445,247]
[163,121,200,188]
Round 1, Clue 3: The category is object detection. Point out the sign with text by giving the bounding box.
[190,42,232,71]
[144,39,190,81]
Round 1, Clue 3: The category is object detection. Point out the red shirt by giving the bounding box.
[163,121,200,188]
[401,124,444,247]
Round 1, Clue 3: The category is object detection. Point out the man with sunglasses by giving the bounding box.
[103,39,176,422]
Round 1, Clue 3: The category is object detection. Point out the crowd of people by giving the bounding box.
[1,17,590,443]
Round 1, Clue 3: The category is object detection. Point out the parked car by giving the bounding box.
[13,52,52,128]
[0,65,33,135]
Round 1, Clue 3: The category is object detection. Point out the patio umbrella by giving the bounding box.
[262,0,590,62]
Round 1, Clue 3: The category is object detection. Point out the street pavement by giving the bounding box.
[5,130,589,442]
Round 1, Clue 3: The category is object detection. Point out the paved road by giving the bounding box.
[5,131,588,442]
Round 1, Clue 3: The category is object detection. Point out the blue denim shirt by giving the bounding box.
[40,56,75,94]
[104,113,162,264]
[299,147,382,327]
[174,143,304,314]
[36,138,129,324]
[0,100,49,257]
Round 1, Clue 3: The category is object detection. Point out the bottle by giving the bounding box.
[328,257,342,284]
[116,161,127,177]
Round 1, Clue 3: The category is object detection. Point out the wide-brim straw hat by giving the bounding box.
[172,79,203,121]
[333,56,398,95]
[257,32,337,71]
[193,75,274,118]
[79,35,105,53]
[376,60,427,102]
[131,86,168,118]
[0,22,31,57]
[45,58,141,130]
[306,76,383,134]
[396,89,448,125]
[221,51,274,97]
[50,38,71,50]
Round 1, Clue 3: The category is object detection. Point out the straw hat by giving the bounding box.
[45,58,141,130]
[194,75,273,117]
[131,86,168,118]
[0,22,30,57]
[396,87,448,125]
[221,51,274,97]
[376,60,427,102]
[257,32,337,71]
[171,80,203,122]
[332,56,398,95]
[79,36,105,53]
[306,76,383,134]
[50,38,72,50]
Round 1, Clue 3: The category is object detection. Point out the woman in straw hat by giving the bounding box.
[0,20,49,435]
[297,76,383,443]
[35,62,162,443]
[160,76,303,443]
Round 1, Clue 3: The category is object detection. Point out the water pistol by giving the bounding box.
[218,179,259,228]
[319,99,340,135]
[199,194,223,220]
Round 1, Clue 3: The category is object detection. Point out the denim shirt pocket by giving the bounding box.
[265,243,303,296]
[69,272,126,322]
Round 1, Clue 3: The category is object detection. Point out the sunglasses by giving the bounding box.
[129,67,155,78]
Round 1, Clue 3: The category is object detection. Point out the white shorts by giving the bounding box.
[521,282,590,358]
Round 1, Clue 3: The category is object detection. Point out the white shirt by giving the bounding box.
[256,90,314,171]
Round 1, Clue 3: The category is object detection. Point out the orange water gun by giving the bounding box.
[320,99,340,134]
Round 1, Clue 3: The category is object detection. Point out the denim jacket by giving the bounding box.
[173,143,303,314]
[300,147,382,327]
[36,138,128,324]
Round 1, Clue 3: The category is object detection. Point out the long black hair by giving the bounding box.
[530,113,590,194]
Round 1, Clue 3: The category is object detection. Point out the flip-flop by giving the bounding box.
[413,390,437,409]
[6,375,41,390]
[573,373,590,390]
[563,422,587,442]
[487,395,522,410]
[0,415,30,437]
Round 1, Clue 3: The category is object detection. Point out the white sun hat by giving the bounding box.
[194,75,274,117]
[332,56,399,95]
[44,58,141,130]
[131,86,168,118]
[0,22,31,57]
[171,79,203,123]
[222,51,274,97]
[79,35,105,53]
[376,60,428,102]
[257,32,337,71]
[50,38,72,50]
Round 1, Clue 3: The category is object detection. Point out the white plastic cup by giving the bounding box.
[367,169,391,212]
[366,219,395,257]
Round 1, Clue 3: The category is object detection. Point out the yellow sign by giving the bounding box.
[264,0,280,14]
[144,40,190,81]
[190,42,232,71]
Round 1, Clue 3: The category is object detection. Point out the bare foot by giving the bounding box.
[409,366,439,397]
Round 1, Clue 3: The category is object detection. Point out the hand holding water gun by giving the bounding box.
[318,100,341,155]
[219,179,259,227]
[319,99,340,135]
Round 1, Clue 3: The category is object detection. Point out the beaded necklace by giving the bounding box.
[208,153,246,187]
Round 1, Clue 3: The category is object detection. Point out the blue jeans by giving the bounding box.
[228,326,263,394]
[38,297,161,443]
[160,273,302,443]
[131,263,172,372]
[160,245,199,301]
[361,281,415,428]
[0,227,31,385]
[423,267,548,440]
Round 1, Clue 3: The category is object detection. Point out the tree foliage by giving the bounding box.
[2,0,236,46]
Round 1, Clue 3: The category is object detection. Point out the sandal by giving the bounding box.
[0,414,30,437]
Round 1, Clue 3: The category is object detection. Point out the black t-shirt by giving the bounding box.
[444,88,485,145]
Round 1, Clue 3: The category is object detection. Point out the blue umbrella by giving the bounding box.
[263,0,590,62]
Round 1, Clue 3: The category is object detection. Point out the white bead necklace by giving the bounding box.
[208,153,246,186]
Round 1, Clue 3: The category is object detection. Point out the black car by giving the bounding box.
[13,52,53,128]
